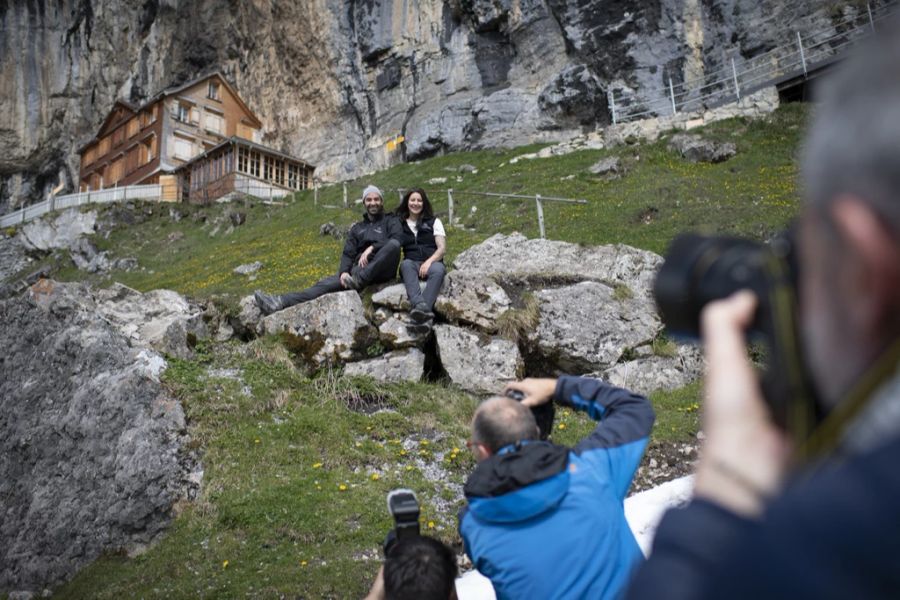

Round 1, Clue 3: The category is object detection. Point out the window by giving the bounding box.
[208,81,220,101]
[176,103,190,123]
[287,164,297,189]
[99,136,110,156]
[205,113,224,135]
[237,146,247,173]
[112,127,125,146]
[146,134,157,161]
[275,160,284,186]
[126,146,140,173]
[109,156,124,183]
[127,118,139,138]
[250,151,260,177]
[174,137,193,160]
[84,147,96,166]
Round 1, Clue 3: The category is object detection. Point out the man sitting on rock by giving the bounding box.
[254,185,402,315]
[459,376,655,600]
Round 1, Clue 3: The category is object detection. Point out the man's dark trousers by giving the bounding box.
[280,239,401,308]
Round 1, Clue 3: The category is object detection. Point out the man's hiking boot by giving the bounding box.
[406,318,433,336]
[254,290,283,316]
[409,301,434,323]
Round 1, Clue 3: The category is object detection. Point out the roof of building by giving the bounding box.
[78,72,264,153]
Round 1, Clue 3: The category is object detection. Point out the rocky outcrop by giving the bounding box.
[434,324,523,394]
[260,291,377,369]
[453,232,663,298]
[16,209,97,253]
[0,280,197,594]
[529,281,659,373]
[601,345,704,397]
[1,0,853,211]
[433,271,511,332]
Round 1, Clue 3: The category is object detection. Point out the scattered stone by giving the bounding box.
[68,237,110,273]
[229,212,247,227]
[113,257,139,271]
[588,156,622,176]
[167,231,185,243]
[168,208,184,222]
[458,164,477,173]
[434,271,510,332]
[667,134,736,163]
[427,176,448,185]
[233,261,263,276]
[344,348,425,383]
[434,324,522,394]
[319,222,348,239]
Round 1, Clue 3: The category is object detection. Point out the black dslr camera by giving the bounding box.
[506,389,555,440]
[383,488,420,556]
[654,232,820,443]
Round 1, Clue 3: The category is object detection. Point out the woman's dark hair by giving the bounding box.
[395,188,434,221]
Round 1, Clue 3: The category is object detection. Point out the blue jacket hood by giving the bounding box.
[464,442,571,523]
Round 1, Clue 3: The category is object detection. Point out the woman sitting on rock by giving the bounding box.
[395,188,446,333]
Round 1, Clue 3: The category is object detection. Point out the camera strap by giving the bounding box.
[799,337,900,461]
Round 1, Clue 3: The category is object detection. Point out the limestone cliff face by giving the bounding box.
[0,0,843,212]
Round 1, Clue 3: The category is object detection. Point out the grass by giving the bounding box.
[39,104,807,598]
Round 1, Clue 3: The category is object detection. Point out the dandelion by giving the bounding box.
[399,450,407,456]
[312,462,323,469]
[558,423,567,430]
[255,439,260,444]
[427,521,435,529]
[300,560,308,567]
[452,447,460,453]
[370,473,380,481]
[338,483,348,491]
[222,560,229,569]
[405,465,414,471]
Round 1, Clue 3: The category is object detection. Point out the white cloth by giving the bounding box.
[406,217,445,237]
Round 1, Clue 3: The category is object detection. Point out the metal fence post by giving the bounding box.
[343,182,348,208]
[21,205,26,224]
[314,180,319,206]
[867,2,875,32]
[535,194,546,239]
[607,90,617,125]
[447,189,454,229]
[797,31,808,77]
[731,57,741,101]
[668,77,677,115]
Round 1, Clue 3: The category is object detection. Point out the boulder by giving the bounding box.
[0,234,30,283]
[588,156,622,176]
[1,283,196,592]
[371,282,413,311]
[667,134,736,163]
[344,348,425,383]
[232,294,263,339]
[92,283,209,359]
[69,236,110,273]
[16,209,97,253]
[434,271,510,332]
[434,324,522,394]
[453,233,663,299]
[378,313,430,349]
[260,291,377,368]
[601,345,704,397]
[529,281,659,373]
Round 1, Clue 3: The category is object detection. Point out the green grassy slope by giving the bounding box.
[44,105,807,599]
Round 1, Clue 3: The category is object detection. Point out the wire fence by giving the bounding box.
[302,182,587,240]
[610,1,896,123]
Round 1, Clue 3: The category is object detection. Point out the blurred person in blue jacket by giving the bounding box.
[459,376,655,600]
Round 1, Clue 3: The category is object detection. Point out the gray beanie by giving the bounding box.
[361,185,383,201]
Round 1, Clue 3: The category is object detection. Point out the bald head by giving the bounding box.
[471,397,539,455]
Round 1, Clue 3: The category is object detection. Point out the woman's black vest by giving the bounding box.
[400,216,439,262]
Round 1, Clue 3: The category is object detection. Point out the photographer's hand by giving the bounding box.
[694,291,791,517]
[504,378,557,407]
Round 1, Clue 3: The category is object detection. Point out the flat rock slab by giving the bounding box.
[452,233,662,299]
[530,281,660,373]
[260,290,376,367]
[667,133,736,163]
[17,209,98,252]
[434,271,510,332]
[601,345,704,397]
[344,348,425,383]
[434,324,522,395]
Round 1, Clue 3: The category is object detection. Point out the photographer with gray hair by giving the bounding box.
[627,28,900,600]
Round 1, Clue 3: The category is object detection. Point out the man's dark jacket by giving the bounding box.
[459,376,655,600]
[626,408,900,599]
[338,212,402,275]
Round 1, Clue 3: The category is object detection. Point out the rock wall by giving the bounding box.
[0,0,853,212]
